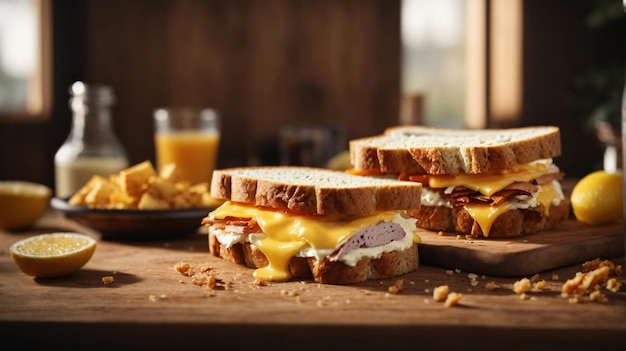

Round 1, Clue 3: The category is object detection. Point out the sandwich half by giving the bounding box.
[349,125,570,238]
[201,166,423,284]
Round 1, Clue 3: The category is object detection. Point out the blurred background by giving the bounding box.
[0,0,624,191]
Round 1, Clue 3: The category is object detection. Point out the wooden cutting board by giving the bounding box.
[417,220,624,277]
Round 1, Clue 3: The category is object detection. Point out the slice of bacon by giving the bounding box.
[402,164,564,208]
[443,182,536,207]
[535,171,564,185]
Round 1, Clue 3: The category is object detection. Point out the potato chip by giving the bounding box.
[67,161,221,210]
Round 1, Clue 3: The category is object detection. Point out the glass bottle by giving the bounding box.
[54,82,129,198]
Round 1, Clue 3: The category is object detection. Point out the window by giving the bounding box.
[0,0,51,120]
[401,0,467,128]
[401,0,523,128]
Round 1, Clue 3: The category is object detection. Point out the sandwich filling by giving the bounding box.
[400,159,566,236]
[204,201,419,281]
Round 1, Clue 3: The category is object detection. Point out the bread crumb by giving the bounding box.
[444,292,462,307]
[433,285,449,302]
[485,281,501,290]
[445,270,454,276]
[581,258,605,273]
[388,279,404,294]
[192,273,218,287]
[254,279,269,286]
[606,278,622,293]
[562,266,609,295]
[551,274,559,281]
[174,262,192,276]
[568,296,580,304]
[533,280,548,290]
[101,275,114,285]
[589,290,608,303]
[174,261,222,289]
[280,289,301,297]
[529,274,541,283]
[581,258,622,276]
[519,293,530,300]
[513,278,531,294]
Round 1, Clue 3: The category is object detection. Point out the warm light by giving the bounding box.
[465,0,487,129]
[0,0,50,117]
[490,0,523,126]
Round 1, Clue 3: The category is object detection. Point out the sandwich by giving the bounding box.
[348,125,570,238]
[201,166,423,284]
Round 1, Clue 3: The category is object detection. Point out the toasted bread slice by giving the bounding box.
[209,231,419,284]
[350,125,562,175]
[210,166,422,216]
[407,199,571,238]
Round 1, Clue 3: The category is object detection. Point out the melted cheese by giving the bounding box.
[462,182,560,237]
[462,202,511,238]
[424,160,562,237]
[536,182,555,216]
[209,201,414,282]
[429,161,549,196]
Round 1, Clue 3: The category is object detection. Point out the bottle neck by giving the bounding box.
[69,94,115,141]
[71,106,113,138]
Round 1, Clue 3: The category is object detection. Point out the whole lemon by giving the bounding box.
[570,170,623,225]
[0,181,52,230]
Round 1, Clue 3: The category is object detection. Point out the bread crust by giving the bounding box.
[350,126,562,175]
[208,232,419,284]
[210,166,422,216]
[406,200,570,238]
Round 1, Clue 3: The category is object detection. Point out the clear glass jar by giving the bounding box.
[54,82,129,198]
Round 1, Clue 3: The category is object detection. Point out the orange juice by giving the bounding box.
[155,131,220,185]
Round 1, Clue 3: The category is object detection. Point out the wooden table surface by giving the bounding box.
[1,210,625,350]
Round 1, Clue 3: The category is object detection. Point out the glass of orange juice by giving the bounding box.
[153,107,220,185]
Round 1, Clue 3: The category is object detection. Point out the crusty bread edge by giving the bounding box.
[406,199,571,238]
[350,126,562,174]
[210,167,422,216]
[209,230,419,284]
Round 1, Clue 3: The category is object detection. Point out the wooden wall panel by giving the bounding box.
[83,0,401,168]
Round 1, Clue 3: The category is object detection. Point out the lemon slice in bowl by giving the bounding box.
[10,233,97,278]
[0,181,52,230]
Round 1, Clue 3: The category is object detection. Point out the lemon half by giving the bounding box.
[0,181,52,230]
[570,170,623,225]
[10,233,97,278]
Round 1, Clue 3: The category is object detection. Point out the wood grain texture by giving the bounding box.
[83,0,401,168]
[419,221,624,277]
[1,211,625,350]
